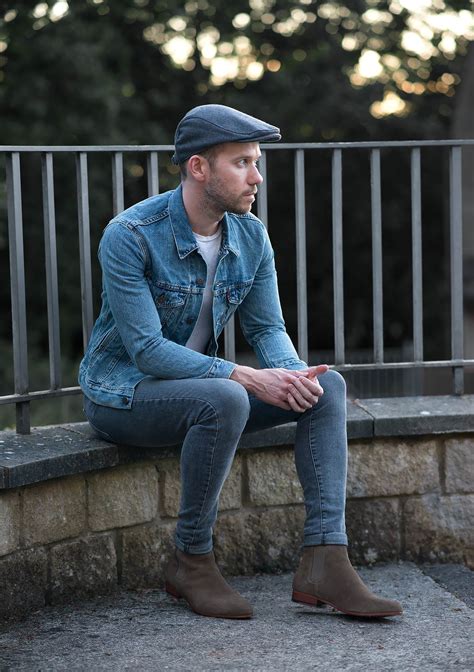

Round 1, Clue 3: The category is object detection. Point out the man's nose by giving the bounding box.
[250,164,263,185]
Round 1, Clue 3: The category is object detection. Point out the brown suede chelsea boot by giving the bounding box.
[165,548,253,619]
[292,545,403,618]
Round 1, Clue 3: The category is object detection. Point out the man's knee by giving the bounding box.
[205,378,251,422]
[320,369,346,404]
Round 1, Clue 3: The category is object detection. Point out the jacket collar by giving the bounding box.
[169,184,240,259]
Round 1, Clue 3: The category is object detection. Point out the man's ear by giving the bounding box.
[187,155,210,182]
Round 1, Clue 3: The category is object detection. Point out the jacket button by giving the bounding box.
[196,278,204,286]
[186,317,194,324]
[122,397,130,405]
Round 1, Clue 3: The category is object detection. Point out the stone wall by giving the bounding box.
[0,433,472,621]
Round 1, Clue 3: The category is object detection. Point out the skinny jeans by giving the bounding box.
[83,369,348,554]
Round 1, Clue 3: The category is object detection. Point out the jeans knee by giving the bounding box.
[205,378,251,427]
[319,370,346,406]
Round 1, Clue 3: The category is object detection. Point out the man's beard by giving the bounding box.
[203,175,253,216]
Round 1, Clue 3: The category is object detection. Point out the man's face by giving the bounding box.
[203,142,263,215]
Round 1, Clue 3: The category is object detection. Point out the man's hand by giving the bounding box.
[230,364,329,411]
[285,364,328,412]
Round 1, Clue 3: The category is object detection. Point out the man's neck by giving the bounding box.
[182,181,222,237]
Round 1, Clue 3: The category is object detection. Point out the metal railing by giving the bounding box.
[1,140,473,434]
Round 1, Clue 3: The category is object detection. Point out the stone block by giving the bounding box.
[23,476,86,545]
[48,534,117,604]
[345,498,401,564]
[0,548,47,621]
[88,464,158,531]
[0,491,20,556]
[121,522,175,589]
[159,455,241,518]
[246,449,303,506]
[220,455,242,511]
[404,494,474,564]
[347,439,440,498]
[444,437,474,494]
[159,459,180,518]
[214,506,305,575]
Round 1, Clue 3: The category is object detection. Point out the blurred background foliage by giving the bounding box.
[0,0,473,427]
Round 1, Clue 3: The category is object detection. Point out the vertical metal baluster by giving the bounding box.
[76,153,94,351]
[42,152,62,390]
[224,317,236,362]
[256,151,268,229]
[147,152,160,196]
[6,152,30,433]
[371,149,384,363]
[295,150,308,363]
[411,148,423,362]
[332,149,345,365]
[449,146,464,394]
[112,152,124,216]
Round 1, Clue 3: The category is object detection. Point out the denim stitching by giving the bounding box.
[307,406,326,540]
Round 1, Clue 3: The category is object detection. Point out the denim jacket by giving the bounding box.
[79,184,307,409]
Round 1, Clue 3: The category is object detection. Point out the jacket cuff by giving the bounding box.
[205,358,237,379]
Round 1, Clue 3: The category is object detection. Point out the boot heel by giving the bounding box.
[165,582,182,599]
[292,590,324,607]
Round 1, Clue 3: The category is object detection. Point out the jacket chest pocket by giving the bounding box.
[222,281,253,320]
[151,283,189,328]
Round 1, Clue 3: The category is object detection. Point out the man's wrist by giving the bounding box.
[230,364,258,393]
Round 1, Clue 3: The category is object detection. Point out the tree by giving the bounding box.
[0,0,472,417]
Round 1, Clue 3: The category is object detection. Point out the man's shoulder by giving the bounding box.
[228,210,266,232]
[110,189,174,230]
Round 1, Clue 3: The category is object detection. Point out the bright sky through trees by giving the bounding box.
[1,0,473,119]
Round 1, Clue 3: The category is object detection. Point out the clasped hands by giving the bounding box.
[230,364,329,412]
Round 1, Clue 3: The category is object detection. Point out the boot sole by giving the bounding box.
[292,590,402,618]
[165,582,253,620]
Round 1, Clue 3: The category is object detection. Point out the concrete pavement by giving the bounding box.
[0,562,472,671]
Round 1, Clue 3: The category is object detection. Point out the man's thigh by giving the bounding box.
[84,376,244,447]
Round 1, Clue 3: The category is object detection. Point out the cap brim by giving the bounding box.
[172,132,281,165]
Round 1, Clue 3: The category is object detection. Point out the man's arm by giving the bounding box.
[237,225,308,371]
[230,224,328,411]
[99,221,235,380]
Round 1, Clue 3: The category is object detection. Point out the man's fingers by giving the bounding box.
[306,364,329,379]
[287,393,306,413]
[288,385,313,409]
[293,376,323,398]
[290,379,319,405]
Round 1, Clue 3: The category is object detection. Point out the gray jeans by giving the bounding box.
[83,370,348,553]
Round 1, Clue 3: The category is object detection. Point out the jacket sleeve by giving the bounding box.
[236,224,308,371]
[99,221,236,380]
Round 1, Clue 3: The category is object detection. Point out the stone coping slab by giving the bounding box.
[355,395,474,435]
[0,395,472,490]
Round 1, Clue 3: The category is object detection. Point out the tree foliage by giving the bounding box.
[0,0,472,412]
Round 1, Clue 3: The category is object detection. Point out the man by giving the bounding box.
[80,104,402,620]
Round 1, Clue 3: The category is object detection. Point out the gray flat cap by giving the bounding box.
[171,104,281,165]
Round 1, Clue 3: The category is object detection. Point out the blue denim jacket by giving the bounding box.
[79,184,307,409]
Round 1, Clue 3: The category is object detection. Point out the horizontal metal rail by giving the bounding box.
[1,139,474,152]
[1,358,473,407]
[1,140,472,433]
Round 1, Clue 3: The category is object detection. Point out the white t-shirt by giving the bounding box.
[185,226,222,354]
